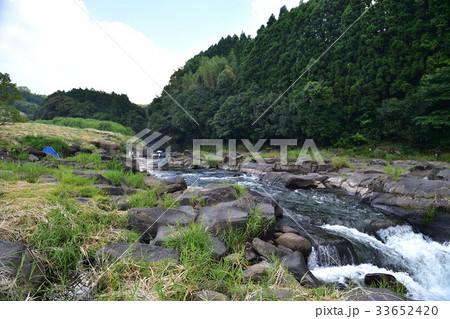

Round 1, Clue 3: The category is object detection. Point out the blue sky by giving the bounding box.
[0,0,301,104]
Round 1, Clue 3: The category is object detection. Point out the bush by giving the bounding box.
[21,135,70,157]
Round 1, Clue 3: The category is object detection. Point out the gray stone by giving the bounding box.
[194,290,230,301]
[243,261,270,280]
[196,199,249,233]
[28,154,39,162]
[345,287,407,301]
[436,169,450,181]
[252,237,288,258]
[129,207,198,242]
[96,243,179,264]
[94,185,137,196]
[280,251,321,288]
[74,172,112,185]
[275,233,312,257]
[364,273,408,294]
[210,237,227,258]
[245,249,257,262]
[0,241,45,289]
[150,226,181,246]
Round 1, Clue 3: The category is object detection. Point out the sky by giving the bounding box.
[0,0,302,104]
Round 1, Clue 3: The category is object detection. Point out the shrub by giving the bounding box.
[21,135,70,157]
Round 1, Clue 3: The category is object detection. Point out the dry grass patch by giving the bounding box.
[0,181,57,242]
[0,122,125,149]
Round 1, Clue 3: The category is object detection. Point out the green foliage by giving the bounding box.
[20,135,70,157]
[36,88,146,133]
[384,163,409,181]
[145,0,449,151]
[102,169,124,187]
[123,170,146,189]
[330,157,351,170]
[222,181,249,198]
[34,117,133,135]
[369,278,407,297]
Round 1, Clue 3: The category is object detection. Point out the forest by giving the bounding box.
[146,0,449,149]
[2,0,449,151]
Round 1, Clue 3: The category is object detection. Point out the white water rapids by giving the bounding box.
[309,225,450,301]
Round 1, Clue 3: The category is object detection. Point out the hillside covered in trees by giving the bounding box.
[36,88,147,133]
[146,0,449,149]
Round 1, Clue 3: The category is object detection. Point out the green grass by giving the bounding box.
[0,161,53,183]
[123,170,146,189]
[384,163,410,181]
[33,117,134,136]
[222,181,249,198]
[369,278,407,297]
[20,135,71,157]
[102,169,124,186]
[330,157,352,170]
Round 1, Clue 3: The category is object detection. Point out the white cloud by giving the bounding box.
[0,0,187,104]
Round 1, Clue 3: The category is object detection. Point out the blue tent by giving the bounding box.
[42,146,60,159]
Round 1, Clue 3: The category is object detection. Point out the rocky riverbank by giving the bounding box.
[166,152,450,243]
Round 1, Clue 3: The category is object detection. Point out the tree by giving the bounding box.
[0,72,25,125]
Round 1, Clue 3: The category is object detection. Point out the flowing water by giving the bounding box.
[153,167,450,301]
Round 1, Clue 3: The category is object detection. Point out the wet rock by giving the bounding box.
[275,233,312,257]
[0,241,46,289]
[238,162,273,175]
[129,207,198,242]
[276,225,300,235]
[307,232,359,266]
[345,287,407,301]
[251,238,288,258]
[194,290,230,301]
[436,169,450,181]
[280,251,321,288]
[96,243,179,264]
[37,175,58,184]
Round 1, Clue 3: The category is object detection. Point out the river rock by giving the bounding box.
[194,290,230,301]
[280,251,321,288]
[196,198,253,233]
[245,249,257,262]
[275,233,312,257]
[260,172,326,189]
[150,226,181,246]
[96,243,179,264]
[344,287,407,301]
[243,261,270,281]
[0,241,46,289]
[129,207,198,242]
[252,238,288,258]
[436,169,450,181]
[276,225,300,235]
[211,237,227,258]
[307,232,359,266]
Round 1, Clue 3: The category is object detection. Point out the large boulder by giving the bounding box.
[275,233,312,257]
[94,185,137,196]
[306,232,359,267]
[280,251,321,288]
[143,176,187,194]
[129,207,198,242]
[364,273,408,294]
[0,241,46,290]
[96,243,179,264]
[345,287,407,301]
[96,140,120,154]
[260,172,327,189]
[243,261,270,281]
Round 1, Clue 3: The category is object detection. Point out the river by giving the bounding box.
[153,167,450,301]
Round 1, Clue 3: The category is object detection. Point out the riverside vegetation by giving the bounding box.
[0,123,349,301]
